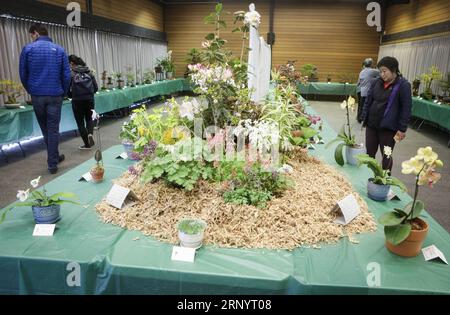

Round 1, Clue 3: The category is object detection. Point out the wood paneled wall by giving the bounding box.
[93,0,163,32]
[165,0,380,81]
[38,0,164,32]
[385,0,450,37]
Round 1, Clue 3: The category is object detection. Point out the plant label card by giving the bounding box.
[33,224,56,236]
[332,194,360,225]
[78,172,92,182]
[387,189,401,201]
[422,245,448,264]
[171,246,196,263]
[116,152,128,159]
[105,184,138,209]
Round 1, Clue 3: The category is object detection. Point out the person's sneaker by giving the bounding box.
[49,167,58,174]
[58,154,65,163]
[78,145,92,150]
[88,134,95,147]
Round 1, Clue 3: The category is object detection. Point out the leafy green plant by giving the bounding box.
[355,153,406,190]
[143,69,154,84]
[300,64,318,81]
[439,72,450,97]
[223,188,272,208]
[379,147,443,245]
[0,176,78,223]
[177,218,207,235]
[141,148,214,191]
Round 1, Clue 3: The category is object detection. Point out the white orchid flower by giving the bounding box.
[17,189,30,202]
[383,146,392,158]
[340,100,347,110]
[30,176,41,188]
[91,109,100,121]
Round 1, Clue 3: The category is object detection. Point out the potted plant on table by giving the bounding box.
[89,110,105,182]
[379,146,444,257]
[326,96,365,166]
[0,80,25,109]
[355,146,406,201]
[420,66,442,100]
[157,51,175,80]
[116,73,125,89]
[0,176,78,224]
[177,218,207,248]
[143,69,155,84]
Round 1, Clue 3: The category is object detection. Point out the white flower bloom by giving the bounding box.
[130,113,137,120]
[384,146,392,158]
[91,109,100,121]
[17,189,30,202]
[179,101,195,121]
[30,176,41,188]
[340,101,347,110]
[244,10,261,28]
[278,164,294,174]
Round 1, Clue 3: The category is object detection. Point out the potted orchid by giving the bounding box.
[326,96,365,166]
[0,176,78,224]
[379,146,443,257]
[355,146,406,201]
[89,110,105,182]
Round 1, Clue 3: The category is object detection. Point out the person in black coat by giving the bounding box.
[361,56,412,171]
[68,55,98,150]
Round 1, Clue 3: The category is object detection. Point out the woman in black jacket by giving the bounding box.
[68,55,98,150]
[361,56,412,171]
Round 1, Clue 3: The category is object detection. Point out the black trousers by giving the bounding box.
[365,126,396,171]
[357,92,365,123]
[72,99,94,147]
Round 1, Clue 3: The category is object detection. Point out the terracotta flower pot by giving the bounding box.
[385,218,429,257]
[90,166,105,183]
[291,130,304,138]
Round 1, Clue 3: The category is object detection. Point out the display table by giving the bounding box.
[298,82,357,96]
[411,97,450,131]
[0,79,191,146]
[0,102,449,295]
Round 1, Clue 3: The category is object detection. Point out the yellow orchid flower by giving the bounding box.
[347,96,356,107]
[434,159,444,168]
[138,126,146,137]
[416,146,438,163]
[401,157,424,175]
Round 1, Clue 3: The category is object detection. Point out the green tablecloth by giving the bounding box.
[298,82,357,96]
[412,97,450,131]
[0,79,191,145]
[0,103,449,295]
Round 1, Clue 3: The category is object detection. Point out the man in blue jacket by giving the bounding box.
[19,24,71,174]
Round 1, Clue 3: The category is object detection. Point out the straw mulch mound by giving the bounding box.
[95,149,376,250]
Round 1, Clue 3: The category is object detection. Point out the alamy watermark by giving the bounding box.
[66,262,81,287]
[366,2,382,32]
[366,262,381,287]
[66,2,81,27]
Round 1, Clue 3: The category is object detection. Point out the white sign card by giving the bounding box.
[422,245,448,264]
[387,189,401,201]
[33,224,56,236]
[332,194,361,225]
[116,152,128,159]
[78,172,92,182]
[105,184,138,209]
[171,246,196,263]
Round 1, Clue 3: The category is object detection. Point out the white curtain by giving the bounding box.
[0,16,167,102]
[378,35,450,94]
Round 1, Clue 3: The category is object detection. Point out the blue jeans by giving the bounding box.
[32,96,63,170]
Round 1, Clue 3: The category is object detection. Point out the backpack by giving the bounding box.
[71,71,94,97]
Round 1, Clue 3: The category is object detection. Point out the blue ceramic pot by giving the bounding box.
[345,145,366,166]
[122,141,140,161]
[367,179,390,201]
[31,204,61,224]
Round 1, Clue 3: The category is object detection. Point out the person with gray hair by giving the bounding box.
[356,58,379,122]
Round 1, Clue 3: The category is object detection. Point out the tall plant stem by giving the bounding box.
[346,102,351,140]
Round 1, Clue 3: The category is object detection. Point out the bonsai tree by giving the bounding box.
[379,146,443,245]
[0,80,25,104]
[420,66,442,100]
[300,64,318,82]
